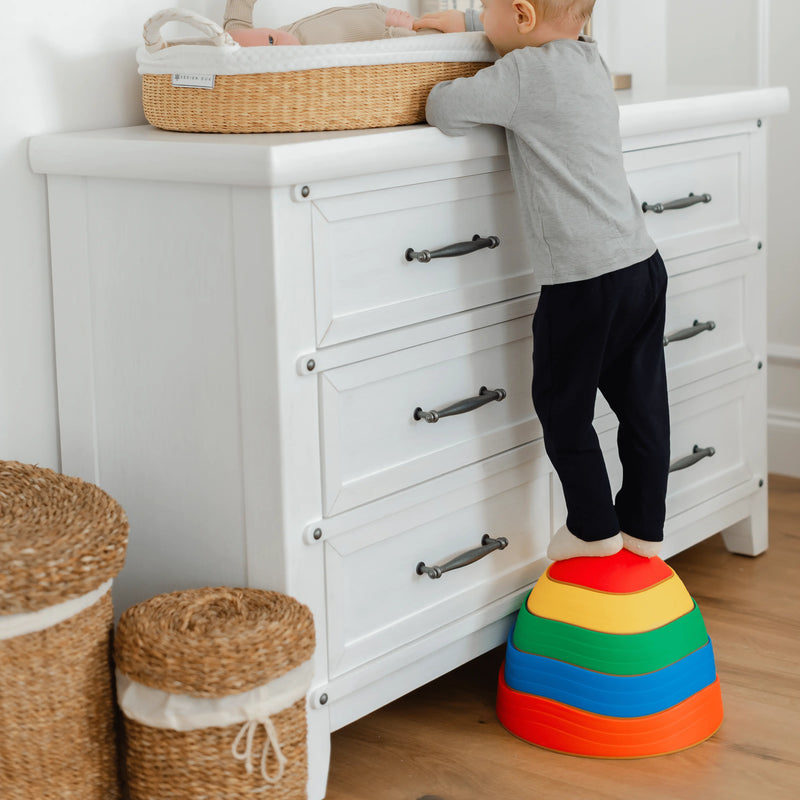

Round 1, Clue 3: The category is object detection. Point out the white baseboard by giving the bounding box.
[768,410,800,478]
[767,343,800,478]
[768,342,800,367]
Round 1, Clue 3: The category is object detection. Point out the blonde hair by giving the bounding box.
[533,0,596,24]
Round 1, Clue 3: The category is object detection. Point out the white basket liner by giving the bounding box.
[137,31,497,76]
[115,659,314,732]
[0,579,113,640]
[116,658,315,787]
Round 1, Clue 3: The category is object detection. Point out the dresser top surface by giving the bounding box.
[29,85,788,187]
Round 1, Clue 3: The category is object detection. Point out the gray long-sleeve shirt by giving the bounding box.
[425,36,655,285]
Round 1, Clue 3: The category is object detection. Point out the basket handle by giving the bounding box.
[143,7,236,52]
[174,588,246,632]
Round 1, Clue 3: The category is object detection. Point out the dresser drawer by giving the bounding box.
[310,171,531,347]
[664,255,760,389]
[324,453,552,679]
[319,316,538,516]
[602,377,758,522]
[625,135,751,260]
[665,378,759,519]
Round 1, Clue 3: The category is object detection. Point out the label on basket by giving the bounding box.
[172,73,216,89]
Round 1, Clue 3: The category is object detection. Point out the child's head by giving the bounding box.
[530,0,596,25]
[480,0,595,55]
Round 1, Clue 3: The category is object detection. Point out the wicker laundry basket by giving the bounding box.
[137,8,495,133]
[0,460,129,800]
[115,587,315,799]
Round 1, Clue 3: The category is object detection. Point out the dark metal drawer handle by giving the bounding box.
[417,534,509,579]
[414,386,506,424]
[405,233,500,263]
[663,319,716,347]
[642,192,712,214]
[669,444,716,473]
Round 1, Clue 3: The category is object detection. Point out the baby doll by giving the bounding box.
[223,1,438,46]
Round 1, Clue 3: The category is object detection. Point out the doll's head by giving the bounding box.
[228,28,301,46]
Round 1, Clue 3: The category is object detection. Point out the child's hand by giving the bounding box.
[413,10,467,33]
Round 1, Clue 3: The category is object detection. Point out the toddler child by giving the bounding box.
[423,0,669,561]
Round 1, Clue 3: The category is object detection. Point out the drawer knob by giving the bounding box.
[663,319,716,347]
[405,234,500,263]
[642,192,712,214]
[414,386,506,424]
[669,444,716,473]
[416,534,509,579]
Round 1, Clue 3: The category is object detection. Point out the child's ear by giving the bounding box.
[512,0,537,33]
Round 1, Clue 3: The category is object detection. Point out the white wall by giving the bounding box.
[590,0,762,90]
[2,0,160,469]
[665,0,760,86]
[1,0,221,469]
[590,0,667,89]
[3,0,799,476]
[0,0,412,470]
[764,0,800,476]
[252,0,414,28]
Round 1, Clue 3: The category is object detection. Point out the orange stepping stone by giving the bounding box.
[497,666,723,758]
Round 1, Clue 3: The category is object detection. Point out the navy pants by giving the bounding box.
[532,250,670,544]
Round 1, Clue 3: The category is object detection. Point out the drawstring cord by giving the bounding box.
[232,716,288,791]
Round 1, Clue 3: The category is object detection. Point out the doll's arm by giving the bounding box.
[413,8,485,33]
[413,10,466,33]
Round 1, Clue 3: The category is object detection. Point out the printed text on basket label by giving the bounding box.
[172,73,216,89]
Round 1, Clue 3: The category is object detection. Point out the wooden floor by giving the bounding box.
[325,475,800,800]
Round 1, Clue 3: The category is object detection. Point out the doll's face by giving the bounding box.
[229,28,301,46]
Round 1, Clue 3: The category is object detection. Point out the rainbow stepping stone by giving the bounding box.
[496,549,723,757]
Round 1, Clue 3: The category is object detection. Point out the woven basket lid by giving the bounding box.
[114,587,315,698]
[0,460,129,614]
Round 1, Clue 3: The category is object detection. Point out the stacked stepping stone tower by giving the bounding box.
[496,549,723,757]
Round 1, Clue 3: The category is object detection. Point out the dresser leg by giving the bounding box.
[721,490,768,556]
[306,704,332,800]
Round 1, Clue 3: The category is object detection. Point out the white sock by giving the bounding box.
[546,525,623,561]
[621,532,662,558]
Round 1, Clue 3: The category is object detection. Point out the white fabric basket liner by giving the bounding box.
[137,31,497,76]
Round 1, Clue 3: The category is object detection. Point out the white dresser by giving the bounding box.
[29,85,788,798]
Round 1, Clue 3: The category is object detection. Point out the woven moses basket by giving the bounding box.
[0,460,129,800]
[115,587,315,799]
[137,6,496,133]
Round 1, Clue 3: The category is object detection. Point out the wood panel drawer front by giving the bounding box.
[311,171,531,347]
[602,378,758,521]
[319,317,538,516]
[625,135,751,260]
[324,457,552,679]
[664,256,759,389]
[666,379,759,518]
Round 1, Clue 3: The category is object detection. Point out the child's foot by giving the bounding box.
[621,532,662,558]
[546,525,623,561]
